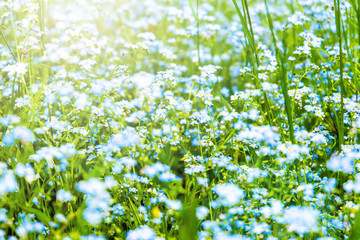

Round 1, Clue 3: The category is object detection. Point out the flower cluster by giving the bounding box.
[0,0,359,239]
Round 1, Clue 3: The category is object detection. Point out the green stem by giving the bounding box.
[263,0,295,143]
[232,0,274,125]
[334,0,345,148]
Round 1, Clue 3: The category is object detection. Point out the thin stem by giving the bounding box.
[0,31,17,62]
[197,0,201,65]
[263,0,295,143]
[334,0,345,148]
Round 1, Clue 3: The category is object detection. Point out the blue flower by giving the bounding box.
[3,126,35,146]
[57,189,73,202]
[213,183,245,206]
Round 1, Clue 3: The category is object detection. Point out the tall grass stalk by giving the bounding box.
[263,0,295,144]
[232,0,274,126]
[334,0,345,148]
[189,0,201,65]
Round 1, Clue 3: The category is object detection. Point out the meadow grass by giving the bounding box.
[0,0,360,239]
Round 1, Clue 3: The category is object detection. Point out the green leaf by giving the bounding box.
[231,0,256,54]
[350,210,360,240]
[215,90,232,112]
[88,166,106,178]
[179,200,197,240]
[19,205,51,226]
